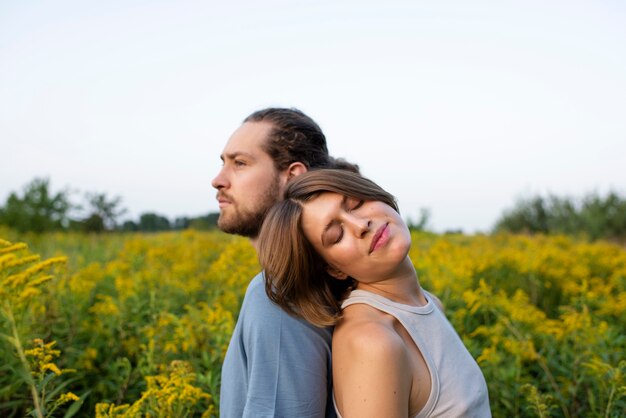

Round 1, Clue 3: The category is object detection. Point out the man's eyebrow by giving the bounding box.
[320,195,348,247]
[222,151,256,161]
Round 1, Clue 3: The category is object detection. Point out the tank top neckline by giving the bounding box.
[343,288,436,315]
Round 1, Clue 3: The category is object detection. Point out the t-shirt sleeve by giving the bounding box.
[239,277,333,418]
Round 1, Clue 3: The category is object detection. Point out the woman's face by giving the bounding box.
[300,192,412,283]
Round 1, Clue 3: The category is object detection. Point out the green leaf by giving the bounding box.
[0,398,25,410]
[44,375,81,403]
[63,390,91,418]
[0,333,18,347]
[38,371,57,392]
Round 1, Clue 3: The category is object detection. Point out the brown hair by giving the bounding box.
[244,108,359,172]
[257,169,398,327]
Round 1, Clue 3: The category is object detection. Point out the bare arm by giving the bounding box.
[332,323,411,418]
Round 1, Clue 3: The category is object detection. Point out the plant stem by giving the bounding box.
[499,313,571,418]
[604,383,616,418]
[4,303,44,418]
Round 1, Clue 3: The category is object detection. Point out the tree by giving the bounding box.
[495,196,550,235]
[0,178,72,233]
[173,216,191,230]
[81,192,126,232]
[138,213,171,232]
[188,213,219,230]
[172,213,219,230]
[406,208,431,232]
[120,220,139,232]
[494,191,626,242]
[579,192,626,241]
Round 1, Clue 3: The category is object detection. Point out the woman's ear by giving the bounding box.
[326,265,348,280]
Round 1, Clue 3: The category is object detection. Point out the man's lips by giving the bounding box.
[369,223,389,254]
[216,194,232,208]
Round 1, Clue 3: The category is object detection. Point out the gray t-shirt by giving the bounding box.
[220,272,336,418]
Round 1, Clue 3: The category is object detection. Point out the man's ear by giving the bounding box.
[326,265,349,280]
[286,162,307,180]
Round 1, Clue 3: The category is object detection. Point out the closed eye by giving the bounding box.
[322,197,363,246]
[328,224,343,245]
[352,199,364,211]
[333,199,363,244]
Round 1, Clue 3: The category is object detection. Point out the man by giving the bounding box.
[213,108,356,418]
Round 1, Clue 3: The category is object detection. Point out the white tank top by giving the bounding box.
[333,289,491,418]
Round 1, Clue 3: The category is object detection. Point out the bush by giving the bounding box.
[494,191,626,242]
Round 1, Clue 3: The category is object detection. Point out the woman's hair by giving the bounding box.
[257,169,398,327]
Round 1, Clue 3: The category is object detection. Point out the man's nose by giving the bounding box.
[211,168,229,190]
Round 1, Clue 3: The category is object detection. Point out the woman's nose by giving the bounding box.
[345,214,370,238]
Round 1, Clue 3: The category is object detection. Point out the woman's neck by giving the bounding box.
[354,257,427,307]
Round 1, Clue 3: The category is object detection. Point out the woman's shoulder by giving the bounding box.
[332,305,413,405]
[333,304,406,357]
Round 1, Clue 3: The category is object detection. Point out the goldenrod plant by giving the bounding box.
[95,360,213,418]
[1,229,624,417]
[0,239,79,417]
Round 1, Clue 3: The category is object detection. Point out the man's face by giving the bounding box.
[212,121,284,238]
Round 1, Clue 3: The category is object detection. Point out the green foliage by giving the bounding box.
[188,213,219,231]
[138,213,171,232]
[120,213,218,233]
[1,230,250,417]
[80,193,127,233]
[1,177,217,234]
[0,239,77,417]
[82,214,106,233]
[406,207,431,232]
[2,230,625,417]
[494,191,626,242]
[120,220,139,232]
[0,178,72,234]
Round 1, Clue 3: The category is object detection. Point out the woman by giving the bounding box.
[258,169,491,418]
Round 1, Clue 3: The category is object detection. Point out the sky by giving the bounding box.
[1,0,625,233]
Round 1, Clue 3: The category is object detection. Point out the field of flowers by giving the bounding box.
[1,228,625,417]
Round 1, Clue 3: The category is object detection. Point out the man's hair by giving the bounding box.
[257,169,398,328]
[244,108,358,172]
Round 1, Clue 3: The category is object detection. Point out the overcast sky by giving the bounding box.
[1,0,624,233]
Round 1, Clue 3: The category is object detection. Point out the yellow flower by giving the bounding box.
[42,363,63,376]
[58,392,80,403]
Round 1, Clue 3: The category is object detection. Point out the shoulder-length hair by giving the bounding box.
[257,169,399,327]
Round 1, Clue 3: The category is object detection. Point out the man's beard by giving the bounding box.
[217,178,281,238]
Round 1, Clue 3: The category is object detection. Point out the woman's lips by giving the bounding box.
[369,223,390,254]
